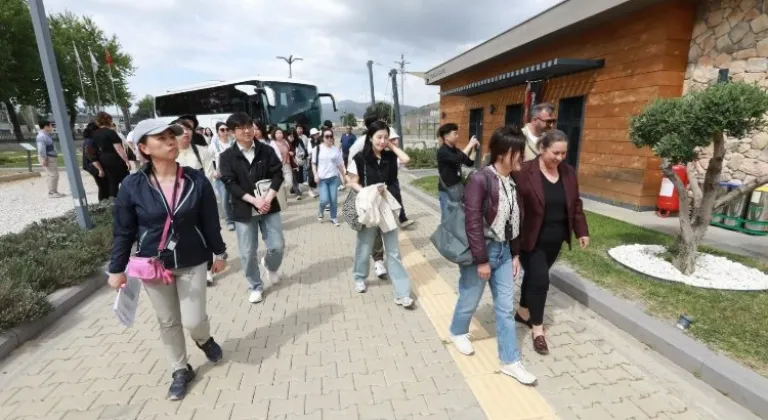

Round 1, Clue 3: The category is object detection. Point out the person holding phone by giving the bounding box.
[436,123,479,220]
[218,113,285,305]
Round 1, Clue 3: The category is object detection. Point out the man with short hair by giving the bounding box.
[340,126,356,167]
[219,112,285,304]
[436,123,478,220]
[522,103,556,161]
[36,120,64,198]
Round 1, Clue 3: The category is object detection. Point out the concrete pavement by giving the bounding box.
[0,188,759,420]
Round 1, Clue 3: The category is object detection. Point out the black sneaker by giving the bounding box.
[196,337,223,363]
[167,364,195,400]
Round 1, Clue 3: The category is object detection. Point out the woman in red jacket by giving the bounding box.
[512,129,589,355]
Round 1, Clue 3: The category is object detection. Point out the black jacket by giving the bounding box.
[109,165,226,274]
[219,140,284,222]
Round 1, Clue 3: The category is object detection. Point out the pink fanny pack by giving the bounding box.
[125,167,181,285]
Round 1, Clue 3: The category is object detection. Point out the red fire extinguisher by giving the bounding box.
[657,164,688,217]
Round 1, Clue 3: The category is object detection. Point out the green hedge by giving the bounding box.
[0,201,113,331]
[404,147,438,169]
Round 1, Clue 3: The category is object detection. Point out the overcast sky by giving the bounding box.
[45,0,563,107]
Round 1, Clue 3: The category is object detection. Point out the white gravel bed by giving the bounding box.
[608,244,768,291]
[0,170,99,236]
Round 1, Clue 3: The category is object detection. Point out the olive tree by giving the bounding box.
[630,81,768,275]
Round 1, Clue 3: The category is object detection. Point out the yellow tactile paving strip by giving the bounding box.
[399,232,560,420]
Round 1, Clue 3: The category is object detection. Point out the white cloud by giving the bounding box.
[44,0,563,108]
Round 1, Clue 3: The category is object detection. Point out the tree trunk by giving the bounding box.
[694,131,726,241]
[672,232,698,275]
[2,98,25,142]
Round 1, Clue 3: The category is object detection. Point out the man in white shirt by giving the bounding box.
[522,102,556,161]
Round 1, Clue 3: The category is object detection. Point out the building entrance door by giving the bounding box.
[556,96,586,168]
[505,104,524,127]
[469,108,484,167]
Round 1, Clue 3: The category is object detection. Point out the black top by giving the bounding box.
[218,141,284,222]
[92,127,123,157]
[538,174,568,245]
[353,149,397,188]
[192,132,208,147]
[437,144,474,191]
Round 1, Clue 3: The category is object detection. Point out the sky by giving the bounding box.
[44,0,563,108]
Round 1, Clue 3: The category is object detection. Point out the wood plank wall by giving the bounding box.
[436,0,696,208]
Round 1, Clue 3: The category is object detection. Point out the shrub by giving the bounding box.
[0,201,113,330]
[405,147,438,169]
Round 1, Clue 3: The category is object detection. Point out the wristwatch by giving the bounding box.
[214,252,228,261]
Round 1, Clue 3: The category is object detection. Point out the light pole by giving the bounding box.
[28,0,92,229]
[276,55,303,79]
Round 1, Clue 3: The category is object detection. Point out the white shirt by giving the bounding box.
[238,142,256,164]
[208,135,233,172]
[348,136,366,163]
[315,144,344,180]
[176,145,215,181]
[522,125,541,161]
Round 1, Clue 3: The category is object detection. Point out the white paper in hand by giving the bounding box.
[113,277,141,327]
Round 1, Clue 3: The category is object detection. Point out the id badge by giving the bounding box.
[166,232,179,251]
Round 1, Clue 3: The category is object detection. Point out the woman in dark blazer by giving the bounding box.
[512,129,589,355]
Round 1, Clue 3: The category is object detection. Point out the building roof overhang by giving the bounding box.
[425,0,668,85]
[441,58,605,96]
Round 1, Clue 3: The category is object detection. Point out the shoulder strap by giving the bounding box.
[315,143,321,162]
[157,165,182,253]
[191,143,203,168]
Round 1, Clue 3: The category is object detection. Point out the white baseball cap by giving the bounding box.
[309,128,320,136]
[389,129,400,140]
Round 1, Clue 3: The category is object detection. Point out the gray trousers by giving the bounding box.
[143,262,210,372]
[44,159,59,194]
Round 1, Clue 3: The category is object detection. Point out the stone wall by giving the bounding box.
[685,0,768,185]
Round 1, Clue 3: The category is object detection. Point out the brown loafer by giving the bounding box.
[532,334,549,355]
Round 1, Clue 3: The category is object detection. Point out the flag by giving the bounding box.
[72,42,83,69]
[105,49,114,67]
[88,47,99,73]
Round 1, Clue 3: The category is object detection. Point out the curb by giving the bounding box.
[0,172,40,183]
[0,266,106,360]
[400,180,768,419]
[549,265,768,419]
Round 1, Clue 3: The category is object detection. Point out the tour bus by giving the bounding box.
[153,76,337,131]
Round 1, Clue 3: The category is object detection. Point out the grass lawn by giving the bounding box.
[411,175,768,376]
[0,150,82,168]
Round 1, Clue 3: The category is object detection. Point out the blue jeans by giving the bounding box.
[234,212,285,291]
[439,191,451,222]
[353,226,411,299]
[214,179,234,224]
[318,176,341,219]
[450,241,521,364]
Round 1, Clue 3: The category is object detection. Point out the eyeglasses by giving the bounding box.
[324,135,334,139]
[536,117,556,125]
[218,128,229,133]
[235,126,254,132]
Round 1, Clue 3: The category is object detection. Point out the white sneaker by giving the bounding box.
[308,190,317,198]
[450,334,474,356]
[394,296,414,308]
[374,261,388,278]
[331,219,340,227]
[206,271,214,286]
[355,281,367,293]
[338,184,345,191]
[248,290,263,303]
[262,257,280,284]
[501,361,537,385]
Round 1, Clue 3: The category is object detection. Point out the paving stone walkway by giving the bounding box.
[0,182,759,420]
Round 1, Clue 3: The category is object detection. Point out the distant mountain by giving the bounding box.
[322,100,417,123]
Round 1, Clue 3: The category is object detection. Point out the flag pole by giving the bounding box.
[88,47,102,111]
[107,64,120,126]
[72,42,90,115]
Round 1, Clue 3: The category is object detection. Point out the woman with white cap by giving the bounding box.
[107,118,228,401]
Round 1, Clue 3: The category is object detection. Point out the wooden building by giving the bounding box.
[424,0,700,209]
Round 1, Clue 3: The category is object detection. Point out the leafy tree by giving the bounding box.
[341,112,357,128]
[364,102,393,124]
[0,0,43,140]
[630,82,768,274]
[46,12,135,127]
[133,95,155,120]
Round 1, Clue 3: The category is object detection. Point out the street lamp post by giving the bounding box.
[28,0,92,230]
[276,55,303,79]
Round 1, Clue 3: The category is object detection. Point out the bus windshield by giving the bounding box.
[154,79,322,128]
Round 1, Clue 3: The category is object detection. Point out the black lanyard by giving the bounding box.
[150,166,181,219]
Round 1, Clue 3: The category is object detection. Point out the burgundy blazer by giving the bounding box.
[463,168,523,264]
[512,157,589,252]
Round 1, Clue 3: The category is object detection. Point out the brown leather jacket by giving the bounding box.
[463,168,523,265]
[512,157,589,252]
